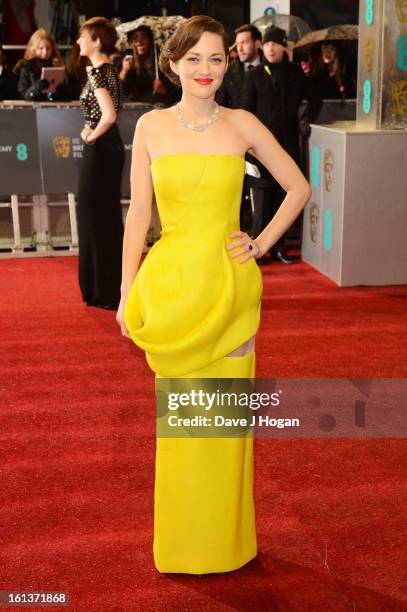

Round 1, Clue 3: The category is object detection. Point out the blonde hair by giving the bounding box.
[24,29,63,66]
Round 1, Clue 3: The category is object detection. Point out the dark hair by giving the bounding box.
[159,15,229,86]
[128,24,154,48]
[234,24,262,43]
[81,16,118,55]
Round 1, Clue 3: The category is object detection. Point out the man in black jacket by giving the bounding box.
[216,23,262,109]
[243,26,322,264]
[216,24,262,235]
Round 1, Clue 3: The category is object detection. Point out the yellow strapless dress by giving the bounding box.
[124,154,263,574]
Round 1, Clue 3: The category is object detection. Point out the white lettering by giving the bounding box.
[214,416,248,427]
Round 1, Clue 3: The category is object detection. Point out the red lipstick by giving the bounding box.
[195,78,213,85]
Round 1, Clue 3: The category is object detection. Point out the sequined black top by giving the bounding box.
[79,63,121,128]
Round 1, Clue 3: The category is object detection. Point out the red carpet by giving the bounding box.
[1,254,406,611]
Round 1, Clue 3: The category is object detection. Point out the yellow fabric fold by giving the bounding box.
[124,154,263,377]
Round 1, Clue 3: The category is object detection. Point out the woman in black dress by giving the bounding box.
[77,17,124,309]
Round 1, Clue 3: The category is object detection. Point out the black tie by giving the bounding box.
[247,64,254,71]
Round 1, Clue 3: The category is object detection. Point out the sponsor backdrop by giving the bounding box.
[1,101,356,198]
[0,109,42,194]
[36,108,84,195]
[1,106,152,196]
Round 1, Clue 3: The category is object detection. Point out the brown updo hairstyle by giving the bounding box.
[80,16,118,55]
[159,15,229,86]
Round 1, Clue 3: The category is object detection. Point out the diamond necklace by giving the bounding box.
[176,102,220,132]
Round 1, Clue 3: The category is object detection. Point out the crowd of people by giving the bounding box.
[0,19,356,106]
[0,17,357,282]
[217,23,355,264]
[0,22,181,104]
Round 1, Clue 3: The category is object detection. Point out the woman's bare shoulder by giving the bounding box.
[135,107,175,139]
[220,106,258,124]
[220,107,261,144]
[137,106,174,125]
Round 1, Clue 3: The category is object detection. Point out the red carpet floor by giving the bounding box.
[1,254,406,612]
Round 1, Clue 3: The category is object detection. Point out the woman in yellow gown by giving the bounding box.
[116,15,311,575]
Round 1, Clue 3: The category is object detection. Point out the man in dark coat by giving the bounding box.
[216,24,262,234]
[243,26,322,264]
[216,23,262,109]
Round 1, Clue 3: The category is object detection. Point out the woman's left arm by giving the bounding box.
[85,88,117,143]
[229,109,312,262]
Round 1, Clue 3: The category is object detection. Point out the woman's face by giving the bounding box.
[322,44,337,64]
[36,38,53,61]
[171,31,227,98]
[77,28,99,58]
[129,31,151,56]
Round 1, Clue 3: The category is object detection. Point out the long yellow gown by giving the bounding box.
[124,153,263,574]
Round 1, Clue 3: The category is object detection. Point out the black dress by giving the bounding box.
[78,63,124,309]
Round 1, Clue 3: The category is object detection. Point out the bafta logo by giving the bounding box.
[53,136,71,158]
[391,80,407,115]
[363,37,374,72]
[324,149,334,192]
[395,0,407,23]
[310,203,319,243]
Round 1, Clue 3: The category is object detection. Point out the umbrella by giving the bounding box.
[116,15,186,50]
[294,25,358,54]
[252,14,311,43]
[116,15,186,81]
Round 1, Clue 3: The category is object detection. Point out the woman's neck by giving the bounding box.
[88,51,110,68]
[178,94,217,122]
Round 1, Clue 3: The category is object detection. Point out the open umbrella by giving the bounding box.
[116,15,186,50]
[294,25,358,54]
[116,16,186,80]
[252,14,312,43]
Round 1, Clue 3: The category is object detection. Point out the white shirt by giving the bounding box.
[244,55,261,72]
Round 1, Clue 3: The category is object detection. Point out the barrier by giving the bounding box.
[0,103,153,256]
[35,105,151,194]
[0,100,356,257]
[0,107,42,194]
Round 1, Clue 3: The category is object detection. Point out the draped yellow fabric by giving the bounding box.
[124,154,263,378]
[124,154,263,573]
